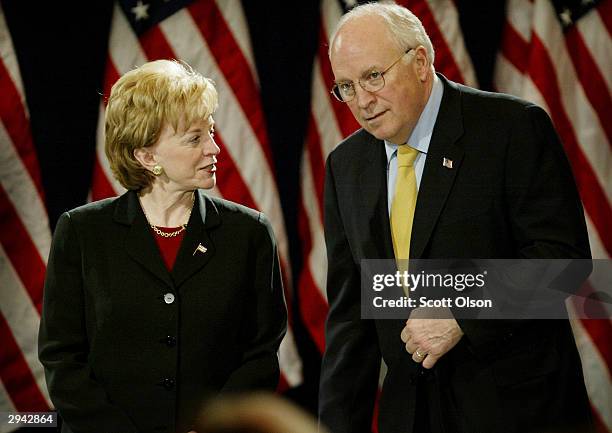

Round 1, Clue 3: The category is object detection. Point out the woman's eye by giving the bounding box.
[190,135,200,143]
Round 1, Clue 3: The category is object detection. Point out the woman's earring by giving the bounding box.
[152,165,163,176]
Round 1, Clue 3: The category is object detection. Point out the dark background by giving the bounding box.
[1,0,505,427]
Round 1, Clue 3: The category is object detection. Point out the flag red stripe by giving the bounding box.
[90,157,119,201]
[592,407,609,433]
[0,61,45,197]
[316,23,362,138]
[212,134,258,210]
[187,1,275,170]
[297,200,328,353]
[139,25,176,62]
[297,269,328,353]
[0,185,46,314]
[103,55,120,103]
[596,0,612,37]
[91,59,122,201]
[527,35,612,255]
[0,314,48,411]
[564,27,612,148]
[400,0,466,84]
[277,374,289,393]
[500,22,529,75]
[579,318,612,372]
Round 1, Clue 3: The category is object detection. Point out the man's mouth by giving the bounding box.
[364,110,387,121]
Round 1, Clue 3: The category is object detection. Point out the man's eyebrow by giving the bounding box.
[335,66,379,83]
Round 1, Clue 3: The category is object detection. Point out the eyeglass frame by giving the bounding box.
[330,47,415,103]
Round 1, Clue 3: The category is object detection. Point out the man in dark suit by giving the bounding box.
[318,4,594,433]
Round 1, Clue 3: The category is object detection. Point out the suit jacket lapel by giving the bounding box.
[411,74,465,259]
[359,136,395,261]
[116,190,174,288]
[171,191,219,288]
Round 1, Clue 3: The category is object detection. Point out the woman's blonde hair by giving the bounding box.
[105,59,218,190]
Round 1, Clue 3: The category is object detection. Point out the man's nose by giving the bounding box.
[354,85,375,110]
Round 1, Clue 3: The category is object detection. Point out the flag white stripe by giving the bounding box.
[0,379,17,433]
[322,0,343,48]
[301,147,328,300]
[577,9,612,96]
[0,6,26,112]
[0,246,51,407]
[160,10,291,269]
[278,327,303,387]
[506,0,534,42]
[312,60,343,158]
[0,121,51,262]
[214,0,257,82]
[494,54,527,97]
[568,309,612,431]
[108,4,148,75]
[585,214,608,261]
[523,75,551,113]
[425,0,478,86]
[95,102,125,195]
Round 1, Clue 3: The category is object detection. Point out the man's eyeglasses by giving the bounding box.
[331,48,414,103]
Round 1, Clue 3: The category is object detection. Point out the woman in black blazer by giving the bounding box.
[38,59,287,433]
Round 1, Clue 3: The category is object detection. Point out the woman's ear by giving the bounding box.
[133,147,156,171]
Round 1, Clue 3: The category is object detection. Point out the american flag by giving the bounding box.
[495,0,611,430]
[298,0,477,355]
[0,3,52,430]
[90,0,302,390]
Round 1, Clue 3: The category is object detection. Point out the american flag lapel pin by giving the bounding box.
[193,243,207,256]
[442,157,453,169]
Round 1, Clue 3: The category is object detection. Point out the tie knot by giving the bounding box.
[397,145,418,167]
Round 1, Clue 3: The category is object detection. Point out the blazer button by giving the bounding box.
[163,293,175,304]
[163,378,175,390]
[165,335,177,347]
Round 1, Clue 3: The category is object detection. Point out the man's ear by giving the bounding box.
[413,46,430,82]
[133,147,156,172]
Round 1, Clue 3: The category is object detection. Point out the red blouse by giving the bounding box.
[150,226,185,271]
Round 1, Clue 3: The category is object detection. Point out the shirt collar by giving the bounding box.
[385,73,444,162]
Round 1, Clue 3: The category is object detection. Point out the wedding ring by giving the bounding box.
[415,349,425,359]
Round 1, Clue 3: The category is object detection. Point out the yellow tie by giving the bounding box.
[391,145,419,265]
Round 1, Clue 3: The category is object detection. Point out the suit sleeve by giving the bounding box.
[457,104,591,349]
[38,212,140,433]
[220,213,286,392]
[318,153,381,433]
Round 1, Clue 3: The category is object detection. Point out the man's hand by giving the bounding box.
[400,308,464,369]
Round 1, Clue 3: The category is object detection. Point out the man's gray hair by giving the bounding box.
[328,2,435,64]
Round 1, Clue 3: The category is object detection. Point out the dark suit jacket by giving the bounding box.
[319,74,593,433]
[38,190,287,433]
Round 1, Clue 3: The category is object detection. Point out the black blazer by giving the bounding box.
[39,190,287,433]
[319,75,593,433]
